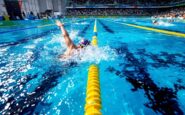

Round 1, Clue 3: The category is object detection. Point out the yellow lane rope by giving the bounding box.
[85,65,101,115]
[91,20,98,46]
[85,19,102,115]
[123,23,185,38]
[104,19,185,38]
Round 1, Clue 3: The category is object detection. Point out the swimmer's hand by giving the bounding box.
[56,20,63,27]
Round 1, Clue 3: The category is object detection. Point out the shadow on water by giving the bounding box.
[98,20,115,34]
[77,20,93,37]
[106,43,184,114]
[141,50,185,70]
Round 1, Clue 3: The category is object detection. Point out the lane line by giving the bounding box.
[0,28,57,48]
[0,19,87,34]
[0,19,94,47]
[104,19,185,38]
[85,19,102,115]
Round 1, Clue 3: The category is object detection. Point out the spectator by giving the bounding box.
[66,8,152,16]
[3,13,10,21]
[153,7,185,20]
[0,13,3,21]
[28,11,36,20]
[22,12,26,19]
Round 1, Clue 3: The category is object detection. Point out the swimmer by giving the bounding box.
[55,20,90,59]
[152,20,158,25]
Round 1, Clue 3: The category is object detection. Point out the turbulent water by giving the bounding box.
[59,45,117,64]
[47,29,117,64]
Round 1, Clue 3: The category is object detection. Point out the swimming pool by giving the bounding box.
[0,18,185,115]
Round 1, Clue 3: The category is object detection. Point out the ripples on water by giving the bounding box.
[0,21,116,114]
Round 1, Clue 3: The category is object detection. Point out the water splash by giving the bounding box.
[60,46,117,64]
[39,29,117,64]
[157,20,174,26]
[24,45,36,49]
[69,30,80,41]
[0,47,9,52]
[48,30,79,48]
[74,22,89,25]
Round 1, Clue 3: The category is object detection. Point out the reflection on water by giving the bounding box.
[106,43,185,114]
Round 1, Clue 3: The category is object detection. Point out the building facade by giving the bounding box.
[0,0,66,19]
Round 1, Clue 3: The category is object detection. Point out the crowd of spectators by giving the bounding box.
[66,8,156,16]
[153,7,185,19]
[68,0,185,6]
[1,6,185,21]
[66,6,185,19]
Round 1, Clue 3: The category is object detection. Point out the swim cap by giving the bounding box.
[79,39,90,47]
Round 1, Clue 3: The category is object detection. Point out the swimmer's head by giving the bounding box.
[78,39,90,48]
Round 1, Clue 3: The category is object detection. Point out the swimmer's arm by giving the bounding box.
[56,20,76,49]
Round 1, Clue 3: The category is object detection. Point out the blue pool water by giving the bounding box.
[0,18,185,115]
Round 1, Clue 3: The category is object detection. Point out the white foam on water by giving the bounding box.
[0,78,15,86]
[48,30,79,49]
[38,29,117,64]
[33,38,43,44]
[178,17,184,20]
[69,30,79,40]
[8,50,34,73]
[0,47,9,52]
[42,30,80,61]
[0,69,4,74]
[24,50,33,58]
[74,22,89,25]
[20,64,31,72]
[157,20,174,26]
[4,103,10,110]
[24,44,36,49]
[60,45,117,64]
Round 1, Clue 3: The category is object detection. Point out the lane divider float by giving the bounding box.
[91,20,98,46]
[85,19,102,115]
[123,23,185,38]
[104,19,185,38]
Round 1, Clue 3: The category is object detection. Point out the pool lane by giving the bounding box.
[98,20,115,34]
[0,19,92,48]
[119,18,185,34]
[97,19,185,115]
[0,19,84,34]
[104,19,185,38]
[0,19,94,115]
[1,18,185,115]
[78,20,93,37]
[0,28,57,47]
